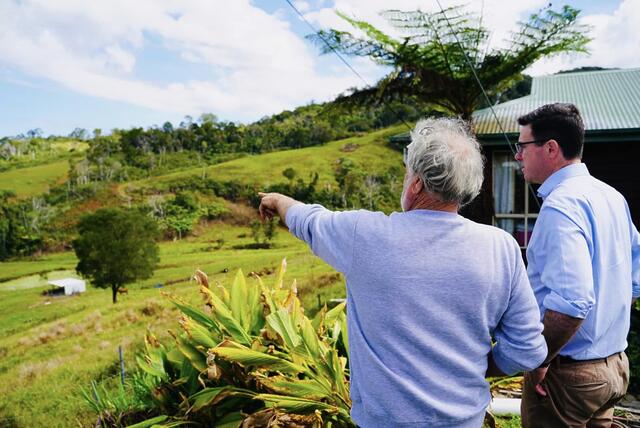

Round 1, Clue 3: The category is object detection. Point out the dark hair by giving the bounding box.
[517,103,585,159]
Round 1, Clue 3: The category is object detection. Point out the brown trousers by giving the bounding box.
[521,352,629,428]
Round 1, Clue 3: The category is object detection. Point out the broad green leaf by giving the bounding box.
[125,415,168,428]
[255,275,276,314]
[331,320,341,343]
[324,302,346,327]
[327,350,349,398]
[216,284,231,306]
[190,386,227,410]
[260,377,329,400]
[202,286,252,346]
[176,335,206,372]
[266,309,301,349]
[274,258,286,289]
[230,269,249,330]
[247,276,264,335]
[213,347,306,374]
[190,386,255,411]
[166,346,184,365]
[179,316,218,349]
[136,355,168,381]
[339,313,349,359]
[300,317,320,359]
[214,411,245,428]
[255,393,339,413]
[168,297,221,335]
[312,305,327,331]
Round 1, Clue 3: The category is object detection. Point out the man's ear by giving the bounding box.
[410,174,423,195]
[546,139,562,159]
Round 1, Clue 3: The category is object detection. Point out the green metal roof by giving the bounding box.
[473,68,640,135]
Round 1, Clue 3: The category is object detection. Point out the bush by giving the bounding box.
[96,260,353,427]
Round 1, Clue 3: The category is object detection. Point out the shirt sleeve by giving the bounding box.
[631,223,640,299]
[537,206,595,319]
[492,239,548,375]
[285,203,360,275]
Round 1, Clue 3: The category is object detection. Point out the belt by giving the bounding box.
[555,351,621,365]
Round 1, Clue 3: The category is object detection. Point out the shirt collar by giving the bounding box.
[537,163,590,199]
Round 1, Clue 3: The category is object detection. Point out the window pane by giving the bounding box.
[493,153,524,214]
[497,218,531,247]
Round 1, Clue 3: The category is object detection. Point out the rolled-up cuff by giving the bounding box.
[543,290,593,319]
[492,340,547,375]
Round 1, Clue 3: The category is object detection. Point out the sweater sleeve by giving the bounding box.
[492,239,548,374]
[285,204,360,275]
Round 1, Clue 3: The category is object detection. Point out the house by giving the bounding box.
[48,278,86,295]
[393,68,640,249]
[472,68,640,248]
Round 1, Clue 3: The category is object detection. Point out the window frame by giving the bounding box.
[492,151,540,249]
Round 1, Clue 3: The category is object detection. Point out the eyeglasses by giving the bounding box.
[515,139,548,154]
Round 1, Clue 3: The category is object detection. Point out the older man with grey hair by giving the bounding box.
[259,117,547,428]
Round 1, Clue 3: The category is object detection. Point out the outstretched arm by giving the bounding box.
[258,192,302,221]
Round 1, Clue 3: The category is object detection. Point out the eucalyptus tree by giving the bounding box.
[311,5,591,120]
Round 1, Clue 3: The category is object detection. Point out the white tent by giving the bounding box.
[48,278,86,295]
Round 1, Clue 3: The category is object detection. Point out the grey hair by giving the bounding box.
[407,117,484,207]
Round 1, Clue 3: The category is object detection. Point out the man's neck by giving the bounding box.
[410,191,459,213]
[542,158,581,183]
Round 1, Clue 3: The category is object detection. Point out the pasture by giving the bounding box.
[0,221,344,427]
[0,159,71,199]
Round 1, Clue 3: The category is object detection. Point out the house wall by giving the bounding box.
[466,141,640,229]
[459,145,497,225]
[582,142,640,227]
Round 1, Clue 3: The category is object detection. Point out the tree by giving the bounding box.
[69,127,89,140]
[311,5,591,120]
[26,128,43,139]
[282,167,297,181]
[73,208,160,303]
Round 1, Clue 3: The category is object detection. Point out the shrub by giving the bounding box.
[96,260,353,427]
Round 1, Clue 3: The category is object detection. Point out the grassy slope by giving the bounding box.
[0,127,406,426]
[0,159,70,198]
[124,125,406,192]
[0,222,346,427]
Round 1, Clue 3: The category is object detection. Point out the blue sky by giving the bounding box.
[0,0,637,137]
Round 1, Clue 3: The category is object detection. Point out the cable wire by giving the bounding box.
[284,0,414,131]
[434,0,542,211]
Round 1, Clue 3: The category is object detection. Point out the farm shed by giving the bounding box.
[48,278,86,295]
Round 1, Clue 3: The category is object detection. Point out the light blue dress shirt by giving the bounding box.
[527,163,640,360]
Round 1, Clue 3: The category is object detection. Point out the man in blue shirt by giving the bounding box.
[259,117,547,427]
[516,103,640,427]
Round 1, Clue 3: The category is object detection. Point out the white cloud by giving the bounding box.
[0,0,636,126]
[0,0,373,121]
[527,0,640,75]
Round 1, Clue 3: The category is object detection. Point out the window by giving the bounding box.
[492,152,542,248]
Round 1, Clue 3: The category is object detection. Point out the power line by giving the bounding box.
[283,0,414,131]
[434,0,542,211]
